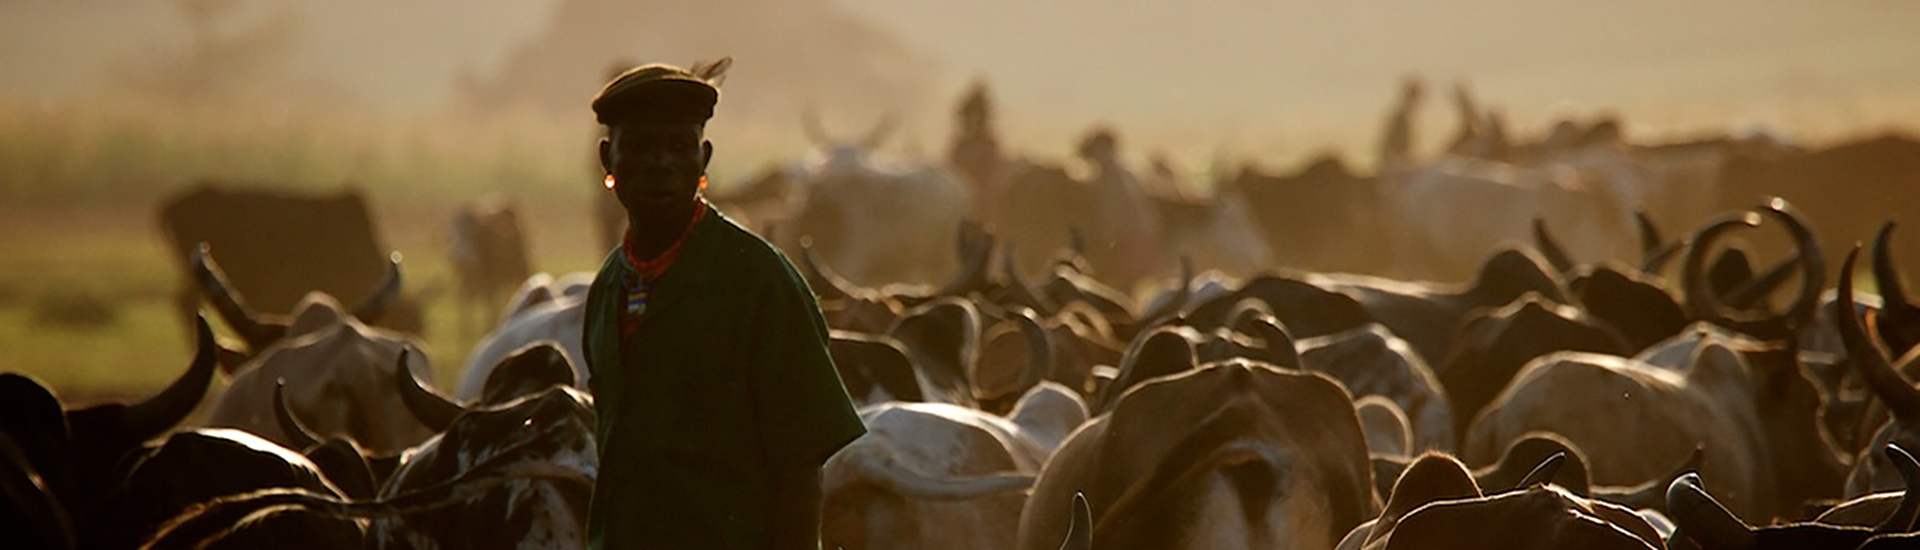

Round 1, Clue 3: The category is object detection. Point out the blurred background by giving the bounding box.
[4,0,1918,401]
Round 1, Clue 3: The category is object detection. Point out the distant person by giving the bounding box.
[580,59,866,550]
[1376,76,1425,177]
[948,79,1005,221]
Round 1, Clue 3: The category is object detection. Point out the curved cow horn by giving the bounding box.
[121,314,219,441]
[1640,242,1682,276]
[936,221,994,298]
[1761,198,1825,327]
[1637,210,1665,259]
[393,347,464,432]
[1138,256,1194,326]
[1724,253,1802,310]
[800,237,862,301]
[1667,473,1756,549]
[863,112,898,149]
[999,244,1058,315]
[273,379,323,452]
[1532,218,1576,274]
[802,107,830,146]
[349,252,403,324]
[1239,313,1300,368]
[1681,212,1762,323]
[1838,247,1920,426]
[1596,445,1704,511]
[1059,492,1093,550]
[1013,308,1055,395]
[1515,451,1567,490]
[1876,443,1920,534]
[191,243,287,351]
[835,445,1035,500]
[1875,222,1920,338]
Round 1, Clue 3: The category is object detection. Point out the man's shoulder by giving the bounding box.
[702,212,810,291]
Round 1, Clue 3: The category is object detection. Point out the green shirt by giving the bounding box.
[583,208,867,550]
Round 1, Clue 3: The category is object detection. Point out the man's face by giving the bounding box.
[600,121,712,232]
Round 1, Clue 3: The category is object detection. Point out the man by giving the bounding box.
[581,60,867,550]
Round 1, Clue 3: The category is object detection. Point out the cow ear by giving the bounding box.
[1370,453,1480,546]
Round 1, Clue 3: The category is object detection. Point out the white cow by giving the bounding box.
[455,272,594,401]
[822,382,1088,550]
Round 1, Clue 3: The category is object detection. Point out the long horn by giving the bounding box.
[1014,308,1055,395]
[1532,218,1575,274]
[1875,222,1920,336]
[836,445,1035,500]
[273,379,322,452]
[999,244,1058,315]
[191,243,286,351]
[936,221,994,297]
[1239,313,1300,368]
[1640,242,1682,276]
[1723,254,1802,310]
[863,112,898,149]
[121,314,219,441]
[350,252,403,324]
[393,347,463,432]
[1139,257,1194,325]
[1059,492,1092,550]
[1838,247,1920,425]
[800,237,862,301]
[0,433,75,550]
[802,107,830,146]
[1637,210,1665,259]
[1760,198,1825,327]
[1595,445,1704,511]
[1515,451,1567,490]
[1666,473,1756,549]
[1681,212,1761,322]
[1876,443,1920,534]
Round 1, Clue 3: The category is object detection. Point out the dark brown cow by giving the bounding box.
[1228,155,1392,276]
[1712,133,1920,277]
[157,184,421,340]
[0,316,216,546]
[1338,453,1663,550]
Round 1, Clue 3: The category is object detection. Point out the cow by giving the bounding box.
[448,196,534,338]
[1834,246,1920,498]
[820,382,1087,550]
[1437,294,1631,440]
[1228,155,1393,276]
[157,184,422,340]
[1666,454,1920,550]
[193,248,437,455]
[1385,153,1642,281]
[1337,453,1665,550]
[372,345,598,549]
[0,314,216,544]
[1711,132,1920,278]
[780,111,972,286]
[91,428,362,550]
[1297,324,1456,453]
[454,272,594,402]
[1464,316,1848,522]
[1298,246,1572,370]
[0,431,74,550]
[1015,360,1377,550]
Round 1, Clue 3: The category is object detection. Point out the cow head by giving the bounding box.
[1680,198,1825,342]
[1668,444,1920,550]
[0,314,217,529]
[193,244,403,363]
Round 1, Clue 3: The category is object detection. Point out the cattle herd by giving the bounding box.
[8,80,1920,549]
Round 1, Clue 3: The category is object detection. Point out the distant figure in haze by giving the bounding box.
[1076,126,1164,282]
[948,79,1005,221]
[1376,76,1425,177]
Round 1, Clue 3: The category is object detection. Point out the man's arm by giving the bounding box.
[751,255,868,550]
[767,465,825,550]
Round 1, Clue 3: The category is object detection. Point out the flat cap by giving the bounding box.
[591,63,721,125]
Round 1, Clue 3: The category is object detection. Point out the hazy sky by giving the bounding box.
[5,0,1918,166]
